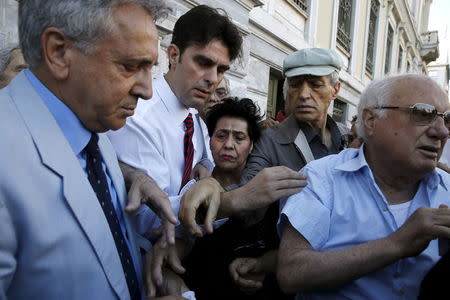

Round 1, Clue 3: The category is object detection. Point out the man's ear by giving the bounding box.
[331,81,341,99]
[40,27,72,80]
[362,108,377,137]
[167,44,180,69]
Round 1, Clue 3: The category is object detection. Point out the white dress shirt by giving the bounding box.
[108,74,210,197]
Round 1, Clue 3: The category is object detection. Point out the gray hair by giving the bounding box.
[0,44,20,74]
[19,0,171,68]
[355,74,442,139]
[282,71,340,101]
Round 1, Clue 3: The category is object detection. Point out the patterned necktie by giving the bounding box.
[181,113,194,189]
[85,134,140,300]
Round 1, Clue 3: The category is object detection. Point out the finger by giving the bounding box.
[167,247,186,274]
[179,199,203,237]
[228,259,241,281]
[149,226,163,237]
[125,183,142,212]
[273,187,306,199]
[204,193,220,234]
[439,204,449,209]
[145,253,157,298]
[236,259,257,275]
[153,198,178,225]
[151,246,166,287]
[163,219,176,245]
[235,277,263,289]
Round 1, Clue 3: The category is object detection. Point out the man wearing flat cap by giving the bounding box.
[177,48,343,296]
[179,48,344,227]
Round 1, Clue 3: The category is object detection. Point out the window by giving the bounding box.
[267,71,284,119]
[337,0,354,53]
[384,25,393,74]
[397,46,403,73]
[365,0,379,75]
[290,0,308,12]
[333,99,348,124]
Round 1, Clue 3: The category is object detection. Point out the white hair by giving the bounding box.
[19,0,171,68]
[356,74,442,139]
[0,43,20,74]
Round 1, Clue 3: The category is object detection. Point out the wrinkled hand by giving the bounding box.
[239,166,307,210]
[391,204,450,258]
[144,238,185,298]
[179,177,224,237]
[190,162,211,181]
[258,118,279,130]
[157,267,189,297]
[120,162,177,245]
[229,257,265,294]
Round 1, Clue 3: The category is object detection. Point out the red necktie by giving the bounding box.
[181,113,194,189]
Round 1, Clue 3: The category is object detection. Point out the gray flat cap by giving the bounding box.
[283,48,342,77]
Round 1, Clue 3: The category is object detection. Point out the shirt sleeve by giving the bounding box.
[240,131,275,185]
[278,163,332,250]
[108,113,172,195]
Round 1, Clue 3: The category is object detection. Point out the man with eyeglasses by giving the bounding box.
[277,74,450,299]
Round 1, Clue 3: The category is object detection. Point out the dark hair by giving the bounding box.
[171,5,242,62]
[206,97,262,143]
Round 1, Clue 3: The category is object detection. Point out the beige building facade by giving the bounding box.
[1,0,440,124]
[156,0,439,124]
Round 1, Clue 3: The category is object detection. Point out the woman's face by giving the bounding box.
[210,116,253,172]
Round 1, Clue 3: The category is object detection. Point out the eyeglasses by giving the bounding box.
[374,103,450,128]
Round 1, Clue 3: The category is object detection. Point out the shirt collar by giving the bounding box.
[25,69,91,156]
[276,114,341,147]
[335,144,450,191]
[156,74,193,125]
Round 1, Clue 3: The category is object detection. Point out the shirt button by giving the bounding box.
[383,207,388,212]
[398,289,405,295]
[394,272,400,278]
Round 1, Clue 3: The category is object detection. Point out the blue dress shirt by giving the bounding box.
[279,146,450,300]
[24,69,142,291]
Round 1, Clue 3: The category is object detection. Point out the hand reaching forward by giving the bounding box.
[144,238,185,298]
[120,161,177,246]
[391,205,450,258]
[179,177,224,237]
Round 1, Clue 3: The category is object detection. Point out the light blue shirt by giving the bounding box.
[24,69,142,291]
[279,146,450,300]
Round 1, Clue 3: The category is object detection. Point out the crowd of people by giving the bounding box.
[1,1,450,300]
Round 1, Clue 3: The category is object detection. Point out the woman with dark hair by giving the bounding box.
[180,98,286,299]
[151,97,264,298]
[204,97,262,187]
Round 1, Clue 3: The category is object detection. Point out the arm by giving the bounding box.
[219,166,307,216]
[179,166,307,236]
[277,206,450,293]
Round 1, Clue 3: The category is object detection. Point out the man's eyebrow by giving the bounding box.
[193,54,214,65]
[120,57,156,66]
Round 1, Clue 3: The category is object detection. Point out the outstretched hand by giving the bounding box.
[179,177,224,237]
[120,162,177,245]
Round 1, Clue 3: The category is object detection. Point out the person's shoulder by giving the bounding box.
[305,148,359,173]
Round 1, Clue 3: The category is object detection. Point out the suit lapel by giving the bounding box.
[99,134,144,281]
[9,73,130,300]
